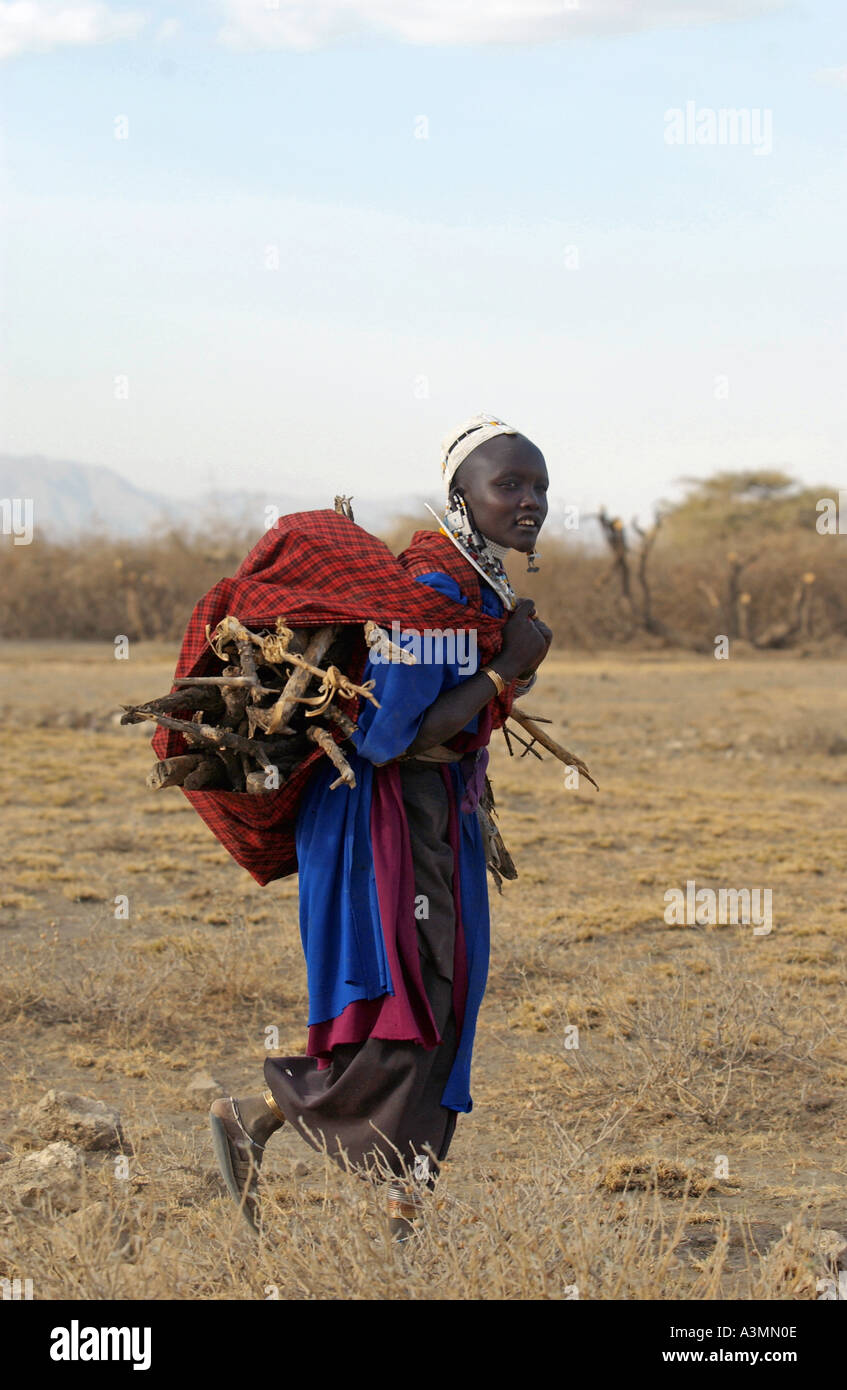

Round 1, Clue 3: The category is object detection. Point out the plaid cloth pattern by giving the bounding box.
[150,509,517,884]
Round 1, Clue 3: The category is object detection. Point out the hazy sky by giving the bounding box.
[1,0,845,530]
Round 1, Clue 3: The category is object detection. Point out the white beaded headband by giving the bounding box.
[440,413,518,493]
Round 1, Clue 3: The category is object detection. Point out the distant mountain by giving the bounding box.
[0,455,398,539]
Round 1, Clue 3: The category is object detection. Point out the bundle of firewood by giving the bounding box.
[122,614,410,794]
[123,613,598,800]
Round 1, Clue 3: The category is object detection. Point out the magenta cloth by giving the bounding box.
[459,741,491,814]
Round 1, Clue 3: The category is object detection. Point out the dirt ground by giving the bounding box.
[1,640,845,1300]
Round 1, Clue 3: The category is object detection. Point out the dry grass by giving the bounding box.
[0,642,845,1300]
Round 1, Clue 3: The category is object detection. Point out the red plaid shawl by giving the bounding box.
[151,510,516,884]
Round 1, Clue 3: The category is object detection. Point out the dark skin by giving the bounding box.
[406,433,552,755]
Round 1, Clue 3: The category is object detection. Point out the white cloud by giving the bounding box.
[0,2,146,60]
[215,0,787,53]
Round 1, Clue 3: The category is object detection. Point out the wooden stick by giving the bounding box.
[266,625,338,734]
[173,676,280,691]
[217,747,244,790]
[246,704,297,737]
[146,754,204,789]
[323,704,357,737]
[307,725,356,790]
[507,709,599,790]
[363,619,416,664]
[121,686,222,724]
[269,645,343,687]
[508,727,544,761]
[131,709,277,769]
[221,671,249,729]
[245,769,283,795]
[183,758,230,790]
[237,634,259,691]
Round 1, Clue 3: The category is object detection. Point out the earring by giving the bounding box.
[445,488,478,545]
[527,548,540,573]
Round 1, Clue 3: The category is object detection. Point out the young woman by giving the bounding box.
[210,413,552,1237]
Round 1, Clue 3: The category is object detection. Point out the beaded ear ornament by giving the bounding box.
[424,491,519,612]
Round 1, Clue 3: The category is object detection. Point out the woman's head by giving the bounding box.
[442,416,548,555]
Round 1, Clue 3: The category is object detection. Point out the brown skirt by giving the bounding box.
[264,761,460,1183]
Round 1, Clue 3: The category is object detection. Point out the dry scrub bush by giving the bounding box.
[0,525,257,642]
[518,533,847,651]
[3,512,845,649]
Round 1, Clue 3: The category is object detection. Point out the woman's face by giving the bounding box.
[452,433,549,554]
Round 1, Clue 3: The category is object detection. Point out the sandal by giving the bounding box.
[209,1097,265,1235]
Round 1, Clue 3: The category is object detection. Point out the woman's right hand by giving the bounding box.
[495,598,549,681]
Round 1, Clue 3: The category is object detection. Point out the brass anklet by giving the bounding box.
[263,1088,286,1125]
[387,1182,423,1222]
